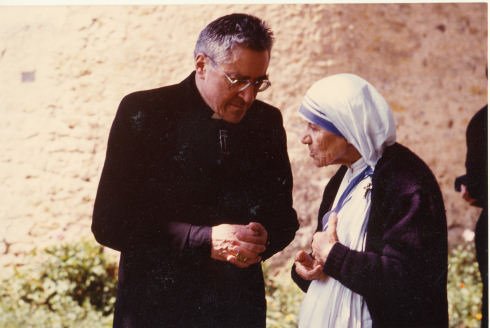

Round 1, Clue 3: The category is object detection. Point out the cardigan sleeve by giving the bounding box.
[322,166,448,316]
[322,187,427,287]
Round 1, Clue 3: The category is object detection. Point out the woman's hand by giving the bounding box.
[312,212,339,266]
[294,250,326,281]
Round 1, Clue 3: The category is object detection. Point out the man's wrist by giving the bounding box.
[189,225,212,251]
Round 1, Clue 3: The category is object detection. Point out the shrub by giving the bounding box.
[263,261,303,328]
[265,242,484,328]
[448,241,483,328]
[0,240,483,327]
[0,240,117,328]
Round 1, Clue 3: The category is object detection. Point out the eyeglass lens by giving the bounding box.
[206,55,270,92]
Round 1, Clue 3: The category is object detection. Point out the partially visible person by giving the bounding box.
[92,13,298,328]
[456,104,488,328]
[291,74,448,327]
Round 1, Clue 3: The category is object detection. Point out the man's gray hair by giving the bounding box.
[194,13,274,64]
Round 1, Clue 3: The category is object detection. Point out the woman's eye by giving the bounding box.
[309,124,319,132]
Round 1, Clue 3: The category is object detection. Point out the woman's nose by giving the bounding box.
[301,134,311,145]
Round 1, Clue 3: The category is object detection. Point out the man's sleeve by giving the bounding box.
[91,94,211,254]
[258,111,299,260]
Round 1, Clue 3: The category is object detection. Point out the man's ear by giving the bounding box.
[195,53,207,79]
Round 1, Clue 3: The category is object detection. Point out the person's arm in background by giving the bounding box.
[464,105,488,207]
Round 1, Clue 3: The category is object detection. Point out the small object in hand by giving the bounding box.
[236,252,248,263]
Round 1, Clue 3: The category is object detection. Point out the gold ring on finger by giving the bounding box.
[236,252,248,263]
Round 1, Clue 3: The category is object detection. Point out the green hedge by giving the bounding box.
[448,242,483,328]
[265,242,484,328]
[0,240,483,327]
[0,240,116,328]
[263,261,303,328]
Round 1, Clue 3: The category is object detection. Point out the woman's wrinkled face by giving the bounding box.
[301,122,353,167]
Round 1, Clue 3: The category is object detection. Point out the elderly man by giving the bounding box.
[92,13,298,328]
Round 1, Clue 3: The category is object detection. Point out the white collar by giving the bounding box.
[346,158,369,182]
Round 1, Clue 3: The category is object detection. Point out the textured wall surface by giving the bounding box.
[0,4,487,270]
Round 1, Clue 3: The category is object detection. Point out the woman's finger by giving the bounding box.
[326,212,339,242]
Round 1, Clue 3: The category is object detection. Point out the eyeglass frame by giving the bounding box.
[204,54,272,93]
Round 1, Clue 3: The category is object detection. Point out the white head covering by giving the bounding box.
[299,73,396,168]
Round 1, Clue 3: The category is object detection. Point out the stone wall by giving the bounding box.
[0,4,487,270]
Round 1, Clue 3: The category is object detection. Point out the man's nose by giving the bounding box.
[237,85,257,103]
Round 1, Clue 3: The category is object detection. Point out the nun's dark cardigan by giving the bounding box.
[293,143,448,328]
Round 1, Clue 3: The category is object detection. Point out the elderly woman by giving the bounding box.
[292,74,448,327]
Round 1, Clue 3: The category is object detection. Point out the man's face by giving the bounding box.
[301,122,352,167]
[195,46,270,124]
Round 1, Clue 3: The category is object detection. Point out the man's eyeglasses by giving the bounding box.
[206,55,271,93]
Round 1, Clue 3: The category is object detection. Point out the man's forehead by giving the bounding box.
[224,48,270,78]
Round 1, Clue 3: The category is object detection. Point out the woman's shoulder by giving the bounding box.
[378,143,430,172]
[374,143,439,192]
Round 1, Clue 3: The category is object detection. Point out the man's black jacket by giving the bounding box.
[92,72,298,327]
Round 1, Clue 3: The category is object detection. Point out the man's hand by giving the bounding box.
[294,250,326,281]
[211,222,267,268]
[311,212,339,266]
[237,222,268,247]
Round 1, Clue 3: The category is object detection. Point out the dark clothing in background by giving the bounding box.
[293,143,448,327]
[465,105,488,208]
[461,105,488,328]
[92,72,298,327]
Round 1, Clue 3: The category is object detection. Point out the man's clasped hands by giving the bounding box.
[211,221,268,268]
